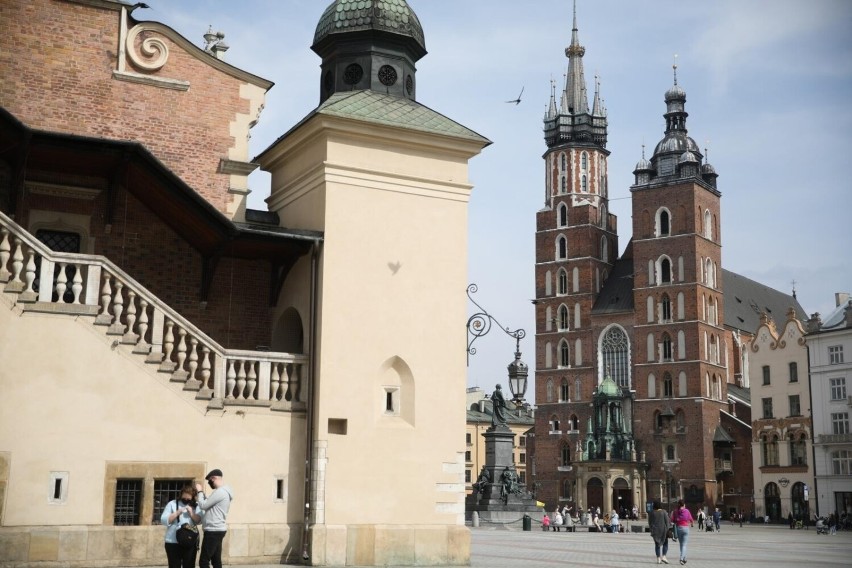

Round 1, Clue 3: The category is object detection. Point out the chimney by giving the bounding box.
[836,292,851,307]
[806,312,822,334]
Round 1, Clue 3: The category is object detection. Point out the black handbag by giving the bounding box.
[176,522,199,548]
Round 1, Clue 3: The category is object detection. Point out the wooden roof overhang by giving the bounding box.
[0,107,322,305]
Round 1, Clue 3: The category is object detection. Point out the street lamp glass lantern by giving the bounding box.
[507,349,529,401]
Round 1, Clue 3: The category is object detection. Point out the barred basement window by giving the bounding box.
[114,479,143,526]
[152,479,191,525]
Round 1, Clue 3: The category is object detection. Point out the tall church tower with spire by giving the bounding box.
[534,0,619,506]
[532,3,740,515]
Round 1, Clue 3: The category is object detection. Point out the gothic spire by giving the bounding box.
[563,0,589,115]
[592,74,605,118]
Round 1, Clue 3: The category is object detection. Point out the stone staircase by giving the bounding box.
[0,210,307,413]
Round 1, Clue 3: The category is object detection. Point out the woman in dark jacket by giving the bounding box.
[649,501,671,564]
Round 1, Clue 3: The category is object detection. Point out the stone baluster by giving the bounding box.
[159,320,176,371]
[171,326,188,382]
[0,227,10,282]
[133,299,150,354]
[225,360,236,399]
[122,291,139,344]
[8,237,24,289]
[197,347,213,399]
[282,364,293,402]
[270,363,282,401]
[107,280,125,335]
[246,361,257,401]
[185,337,200,390]
[235,360,247,400]
[37,256,55,303]
[71,263,83,304]
[55,263,68,303]
[95,273,113,325]
[19,248,38,302]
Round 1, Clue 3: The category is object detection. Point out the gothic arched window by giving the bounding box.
[558,203,568,227]
[600,325,630,388]
[559,305,570,331]
[560,341,570,367]
[557,236,567,260]
[558,269,568,295]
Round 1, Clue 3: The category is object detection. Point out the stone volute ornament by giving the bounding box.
[126,25,170,71]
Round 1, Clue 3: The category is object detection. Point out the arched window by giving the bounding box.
[561,153,567,171]
[656,208,671,237]
[677,331,686,359]
[647,332,655,362]
[663,372,673,397]
[561,444,571,467]
[677,292,685,320]
[705,259,714,287]
[560,340,571,367]
[600,325,630,388]
[666,444,677,462]
[545,342,552,368]
[569,414,579,430]
[654,410,663,430]
[581,152,588,171]
[678,371,687,396]
[648,373,657,398]
[546,378,554,402]
[545,307,552,332]
[559,305,570,331]
[581,175,588,193]
[558,203,568,227]
[790,433,808,466]
[544,270,552,296]
[558,269,568,295]
[763,435,779,466]
[550,415,560,432]
[561,176,567,194]
[601,236,608,262]
[676,409,686,430]
[557,236,567,260]
[661,294,672,322]
[647,296,655,323]
[600,204,608,228]
[574,303,581,329]
[662,334,673,362]
[704,209,713,240]
[659,257,672,284]
[560,379,570,402]
[576,338,584,365]
[572,267,579,292]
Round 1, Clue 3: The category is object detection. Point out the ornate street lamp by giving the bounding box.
[507,337,529,403]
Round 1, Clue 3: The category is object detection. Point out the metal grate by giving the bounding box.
[35,230,81,253]
[114,479,143,526]
[152,479,192,525]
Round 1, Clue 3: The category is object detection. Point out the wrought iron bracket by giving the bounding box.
[466,283,525,366]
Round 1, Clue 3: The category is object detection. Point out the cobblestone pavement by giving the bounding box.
[123,524,851,567]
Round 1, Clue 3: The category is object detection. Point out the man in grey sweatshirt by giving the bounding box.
[195,469,233,568]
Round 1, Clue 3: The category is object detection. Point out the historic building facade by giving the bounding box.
[531,4,802,518]
[807,295,852,519]
[749,310,813,522]
[0,1,487,566]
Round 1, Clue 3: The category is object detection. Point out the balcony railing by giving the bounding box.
[0,210,307,412]
[714,458,733,474]
[818,433,852,444]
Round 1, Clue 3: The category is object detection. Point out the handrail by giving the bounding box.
[0,209,307,410]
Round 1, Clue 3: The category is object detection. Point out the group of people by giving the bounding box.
[160,468,234,568]
[542,505,626,533]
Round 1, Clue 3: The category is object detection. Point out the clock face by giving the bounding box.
[378,65,398,87]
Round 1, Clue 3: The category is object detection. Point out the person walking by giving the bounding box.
[696,509,705,532]
[160,485,201,568]
[671,500,694,565]
[649,501,671,564]
[712,507,722,532]
[195,469,234,568]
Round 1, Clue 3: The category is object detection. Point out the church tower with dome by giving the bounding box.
[532,2,750,519]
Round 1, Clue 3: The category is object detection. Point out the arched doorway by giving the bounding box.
[272,308,304,353]
[791,482,809,521]
[612,477,631,513]
[764,482,781,522]
[587,477,603,512]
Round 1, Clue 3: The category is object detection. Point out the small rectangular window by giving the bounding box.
[830,378,847,401]
[762,366,771,385]
[519,453,526,464]
[789,362,798,383]
[386,391,394,412]
[466,433,472,445]
[328,418,348,435]
[520,436,526,447]
[464,470,471,483]
[789,395,800,417]
[762,397,773,419]
[829,345,844,365]
[276,478,285,501]
[831,413,850,435]
[114,479,143,526]
[49,472,69,504]
[465,451,472,462]
[153,480,191,525]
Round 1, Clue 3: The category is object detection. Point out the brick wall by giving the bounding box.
[0,0,256,215]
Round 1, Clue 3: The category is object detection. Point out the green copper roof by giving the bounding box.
[317,91,490,144]
[314,0,426,51]
[597,375,620,397]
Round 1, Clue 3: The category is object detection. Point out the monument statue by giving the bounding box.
[472,466,491,494]
[500,467,521,503]
[491,383,507,428]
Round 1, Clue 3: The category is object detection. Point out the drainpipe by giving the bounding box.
[301,240,321,562]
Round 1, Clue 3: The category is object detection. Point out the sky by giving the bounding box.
[147,0,852,401]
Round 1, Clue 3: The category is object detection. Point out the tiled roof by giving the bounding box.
[722,270,807,334]
[317,91,490,143]
[591,257,635,314]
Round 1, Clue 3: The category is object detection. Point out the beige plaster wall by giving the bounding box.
[0,298,306,564]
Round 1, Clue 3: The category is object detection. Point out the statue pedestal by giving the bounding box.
[466,425,541,524]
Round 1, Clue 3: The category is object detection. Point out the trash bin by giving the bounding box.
[523,514,531,531]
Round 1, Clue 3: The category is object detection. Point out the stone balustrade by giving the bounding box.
[0,210,307,412]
